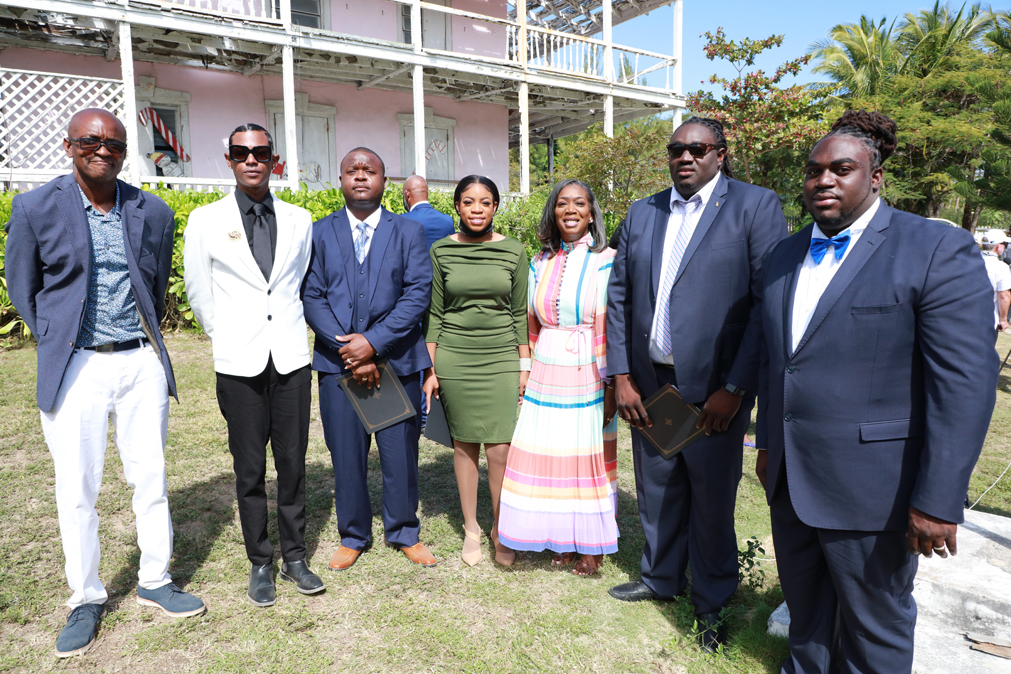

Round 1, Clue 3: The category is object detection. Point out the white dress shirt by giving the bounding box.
[791,198,881,352]
[648,173,721,364]
[409,200,430,212]
[348,207,382,260]
[982,251,1011,328]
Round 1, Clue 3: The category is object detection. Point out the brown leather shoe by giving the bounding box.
[328,545,362,571]
[400,542,437,567]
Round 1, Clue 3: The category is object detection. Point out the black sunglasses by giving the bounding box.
[68,137,128,155]
[666,142,721,160]
[229,145,273,163]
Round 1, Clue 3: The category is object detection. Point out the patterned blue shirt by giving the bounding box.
[76,186,147,347]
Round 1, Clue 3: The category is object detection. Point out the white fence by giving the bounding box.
[133,0,276,20]
[0,68,128,185]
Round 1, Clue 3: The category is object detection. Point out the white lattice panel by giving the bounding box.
[0,68,126,176]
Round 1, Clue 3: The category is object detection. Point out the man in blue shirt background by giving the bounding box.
[401,175,455,249]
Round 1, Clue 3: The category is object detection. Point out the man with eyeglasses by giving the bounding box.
[606,116,788,653]
[183,123,322,607]
[5,108,205,658]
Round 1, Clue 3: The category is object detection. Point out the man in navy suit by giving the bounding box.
[606,117,789,652]
[5,109,204,658]
[755,110,997,673]
[302,148,436,571]
[401,175,455,249]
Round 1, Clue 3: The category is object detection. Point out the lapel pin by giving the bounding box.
[228,230,242,241]
[715,201,719,207]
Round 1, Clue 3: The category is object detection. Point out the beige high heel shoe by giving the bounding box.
[462,525,483,566]
[491,529,516,567]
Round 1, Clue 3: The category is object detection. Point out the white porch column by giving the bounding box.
[118,21,141,186]
[281,44,299,190]
[602,0,614,138]
[412,0,425,178]
[672,0,683,128]
[518,0,530,193]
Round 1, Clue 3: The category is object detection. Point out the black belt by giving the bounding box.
[82,338,147,353]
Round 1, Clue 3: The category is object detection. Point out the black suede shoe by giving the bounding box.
[696,610,728,654]
[247,563,276,607]
[280,559,325,595]
[608,580,661,602]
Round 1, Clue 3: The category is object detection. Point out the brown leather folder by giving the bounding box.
[639,384,705,459]
[338,361,417,434]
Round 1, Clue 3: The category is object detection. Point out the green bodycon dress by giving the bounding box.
[425,236,529,443]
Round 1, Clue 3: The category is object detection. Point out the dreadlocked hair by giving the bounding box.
[827,110,898,168]
[681,116,735,179]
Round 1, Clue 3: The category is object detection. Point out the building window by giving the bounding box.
[276,0,322,28]
[401,4,412,45]
[135,77,191,179]
[398,108,456,181]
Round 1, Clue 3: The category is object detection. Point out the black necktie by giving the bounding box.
[251,202,272,281]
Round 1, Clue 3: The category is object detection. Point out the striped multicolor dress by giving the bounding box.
[498,234,619,555]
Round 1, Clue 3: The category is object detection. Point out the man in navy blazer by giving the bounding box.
[5,109,203,658]
[302,148,436,571]
[606,117,789,651]
[755,111,997,673]
[402,175,455,249]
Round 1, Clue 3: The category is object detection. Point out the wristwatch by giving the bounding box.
[724,382,746,397]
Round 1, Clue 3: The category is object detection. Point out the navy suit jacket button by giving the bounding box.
[783,413,793,422]
[267,315,272,321]
[787,365,796,374]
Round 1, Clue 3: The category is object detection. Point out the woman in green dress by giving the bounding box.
[423,175,529,567]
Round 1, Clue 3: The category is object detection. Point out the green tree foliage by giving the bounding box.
[811,3,1006,227]
[953,14,1011,213]
[687,28,829,202]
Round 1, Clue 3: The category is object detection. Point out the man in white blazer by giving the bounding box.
[184,123,323,607]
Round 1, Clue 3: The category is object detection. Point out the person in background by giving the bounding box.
[184,123,323,608]
[978,230,1011,339]
[303,148,437,571]
[423,175,529,567]
[402,175,455,248]
[755,110,997,674]
[5,108,204,658]
[605,116,789,653]
[497,179,619,577]
[402,174,456,424]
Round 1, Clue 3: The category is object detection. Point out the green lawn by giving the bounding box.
[1,332,1008,673]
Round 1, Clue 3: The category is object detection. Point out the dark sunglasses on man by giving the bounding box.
[67,137,128,156]
[229,145,274,163]
[666,142,721,160]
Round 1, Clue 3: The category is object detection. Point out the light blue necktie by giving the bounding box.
[656,195,702,357]
[354,222,370,264]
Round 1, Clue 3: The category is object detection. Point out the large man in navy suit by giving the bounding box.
[5,109,204,658]
[302,148,437,571]
[606,117,789,651]
[755,111,997,673]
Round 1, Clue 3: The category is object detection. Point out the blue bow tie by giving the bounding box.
[810,233,851,264]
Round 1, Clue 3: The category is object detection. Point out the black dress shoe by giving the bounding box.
[696,610,728,654]
[608,580,662,602]
[247,563,276,607]
[280,559,325,595]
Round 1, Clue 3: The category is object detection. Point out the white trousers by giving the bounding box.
[40,344,173,609]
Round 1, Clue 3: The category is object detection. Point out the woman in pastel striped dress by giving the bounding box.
[497,179,619,576]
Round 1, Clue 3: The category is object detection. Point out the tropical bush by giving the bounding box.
[0,183,550,339]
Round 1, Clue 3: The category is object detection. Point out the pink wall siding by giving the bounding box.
[451,0,507,59]
[328,0,399,41]
[0,47,508,188]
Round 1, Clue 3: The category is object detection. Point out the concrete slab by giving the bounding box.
[766,509,1011,673]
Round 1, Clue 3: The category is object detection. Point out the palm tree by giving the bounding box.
[897,1,993,78]
[809,16,900,97]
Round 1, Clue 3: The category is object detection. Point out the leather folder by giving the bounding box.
[423,396,454,448]
[639,384,705,459]
[338,361,417,434]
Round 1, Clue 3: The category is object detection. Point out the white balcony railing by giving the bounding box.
[135,0,276,20]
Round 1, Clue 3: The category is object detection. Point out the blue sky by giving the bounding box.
[610,0,958,94]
